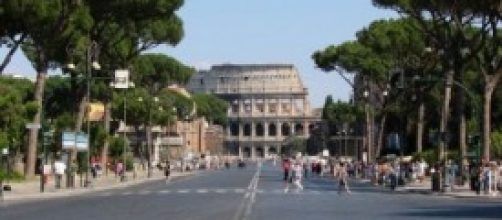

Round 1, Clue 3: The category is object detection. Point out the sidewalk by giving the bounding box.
[1,168,196,201]
[395,179,502,199]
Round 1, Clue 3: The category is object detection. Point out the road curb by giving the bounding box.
[2,172,197,202]
[395,188,502,200]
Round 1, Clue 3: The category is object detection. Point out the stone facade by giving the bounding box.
[188,64,319,159]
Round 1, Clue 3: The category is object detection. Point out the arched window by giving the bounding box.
[256,147,264,158]
[281,123,291,136]
[230,122,239,136]
[269,123,277,136]
[243,147,251,158]
[244,123,251,136]
[308,124,315,135]
[295,123,304,135]
[256,123,264,136]
[268,146,277,155]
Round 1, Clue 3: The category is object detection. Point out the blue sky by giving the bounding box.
[0,0,395,107]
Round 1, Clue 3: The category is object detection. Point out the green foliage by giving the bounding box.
[90,124,107,156]
[108,136,127,160]
[313,18,425,83]
[132,53,195,90]
[107,136,133,170]
[0,169,24,182]
[193,93,228,125]
[321,97,361,135]
[44,76,76,120]
[412,148,437,165]
[0,76,35,152]
[87,0,185,70]
[491,131,502,159]
[284,137,308,156]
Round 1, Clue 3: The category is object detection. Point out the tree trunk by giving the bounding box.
[365,103,372,163]
[101,102,111,175]
[416,102,425,153]
[75,95,88,133]
[376,114,387,158]
[72,94,88,160]
[483,73,501,162]
[459,114,467,161]
[146,124,152,177]
[439,71,454,162]
[0,34,26,74]
[26,64,48,178]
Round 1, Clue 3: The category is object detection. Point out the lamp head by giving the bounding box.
[66,63,76,70]
[363,90,369,98]
[92,61,101,70]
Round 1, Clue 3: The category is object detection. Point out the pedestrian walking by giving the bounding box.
[53,159,66,189]
[292,162,304,191]
[164,160,171,184]
[337,162,351,194]
[283,158,291,192]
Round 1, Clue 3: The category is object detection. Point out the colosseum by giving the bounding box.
[188,64,318,159]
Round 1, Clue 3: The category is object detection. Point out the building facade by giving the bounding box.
[188,64,318,159]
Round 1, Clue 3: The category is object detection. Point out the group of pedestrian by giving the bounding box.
[281,156,352,194]
[282,157,304,192]
[470,161,501,195]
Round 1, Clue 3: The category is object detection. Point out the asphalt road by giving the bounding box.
[1,161,501,220]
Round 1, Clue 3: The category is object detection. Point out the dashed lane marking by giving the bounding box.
[196,189,209,193]
[215,189,227,194]
[138,190,151,195]
[158,190,170,194]
[178,189,190,194]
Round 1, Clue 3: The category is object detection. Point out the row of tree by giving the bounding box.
[0,0,228,178]
[313,1,501,162]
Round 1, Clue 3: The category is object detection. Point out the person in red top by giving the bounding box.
[283,158,291,192]
[283,158,291,181]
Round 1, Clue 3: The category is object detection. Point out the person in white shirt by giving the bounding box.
[54,160,66,189]
[337,162,351,194]
[292,162,304,191]
[417,160,428,183]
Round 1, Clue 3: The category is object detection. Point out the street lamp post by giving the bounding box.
[362,86,387,163]
[85,43,100,187]
[66,42,101,187]
[110,70,134,182]
[138,96,159,178]
[166,107,177,162]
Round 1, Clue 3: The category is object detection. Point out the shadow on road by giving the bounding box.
[395,204,502,219]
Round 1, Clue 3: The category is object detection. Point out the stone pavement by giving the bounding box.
[1,168,196,201]
[395,179,502,199]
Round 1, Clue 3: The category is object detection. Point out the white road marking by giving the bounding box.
[215,189,227,194]
[196,189,209,193]
[178,189,190,194]
[234,188,246,193]
[158,190,170,194]
[138,190,151,195]
[233,163,262,220]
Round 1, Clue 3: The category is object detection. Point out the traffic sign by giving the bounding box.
[62,132,76,150]
[75,132,89,151]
